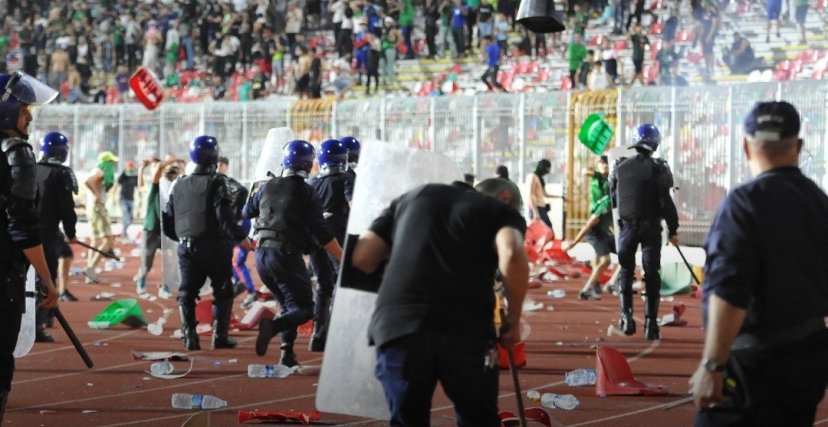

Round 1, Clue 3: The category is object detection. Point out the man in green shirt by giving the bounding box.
[134,157,181,298]
[568,33,587,87]
[564,156,617,300]
[629,24,649,86]
[399,0,416,58]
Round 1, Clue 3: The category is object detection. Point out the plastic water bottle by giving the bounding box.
[540,393,580,410]
[171,393,227,410]
[526,390,541,402]
[150,362,175,376]
[247,364,294,378]
[564,368,597,386]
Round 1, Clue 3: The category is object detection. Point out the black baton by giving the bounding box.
[51,308,94,368]
[672,242,701,285]
[500,309,527,427]
[74,240,121,261]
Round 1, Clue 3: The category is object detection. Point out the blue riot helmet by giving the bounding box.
[317,139,348,173]
[340,136,360,166]
[40,132,70,163]
[0,71,58,135]
[281,140,315,177]
[189,135,220,165]
[630,124,661,152]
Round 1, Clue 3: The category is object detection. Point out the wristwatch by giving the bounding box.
[702,358,726,373]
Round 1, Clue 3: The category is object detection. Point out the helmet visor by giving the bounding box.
[3,72,58,105]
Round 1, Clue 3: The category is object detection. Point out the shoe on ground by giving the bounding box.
[279,346,299,368]
[158,284,172,299]
[240,293,256,310]
[83,267,101,284]
[619,313,636,336]
[35,329,54,343]
[59,290,78,302]
[136,278,147,296]
[212,335,237,350]
[578,289,601,300]
[644,318,661,341]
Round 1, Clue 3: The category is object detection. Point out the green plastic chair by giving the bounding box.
[88,299,148,329]
[578,113,614,155]
[660,262,692,295]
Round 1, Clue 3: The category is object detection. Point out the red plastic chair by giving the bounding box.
[613,39,627,50]
[559,76,573,90]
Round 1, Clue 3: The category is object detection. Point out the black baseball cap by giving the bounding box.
[744,101,800,142]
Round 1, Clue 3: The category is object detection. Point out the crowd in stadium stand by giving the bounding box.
[0,0,817,102]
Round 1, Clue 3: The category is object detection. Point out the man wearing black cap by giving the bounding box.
[610,123,679,340]
[690,101,828,426]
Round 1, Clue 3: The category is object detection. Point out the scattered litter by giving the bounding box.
[86,383,94,387]
[143,377,151,381]
[171,329,184,339]
[545,306,555,312]
[522,297,544,312]
[131,351,190,361]
[540,393,580,410]
[148,359,195,380]
[91,292,115,301]
[296,365,320,376]
[555,341,563,346]
[148,296,158,302]
[547,289,566,299]
[94,341,103,347]
[526,390,541,401]
[148,317,168,336]
[238,410,321,425]
[595,320,600,324]
[88,299,147,329]
[110,283,122,288]
[163,308,173,314]
[565,368,597,386]
[39,410,56,415]
[146,309,154,313]
[130,249,141,257]
[82,410,98,414]
[228,359,238,364]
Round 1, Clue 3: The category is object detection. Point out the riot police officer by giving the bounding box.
[610,124,679,340]
[35,132,79,342]
[244,140,342,367]
[307,139,353,352]
[163,136,252,351]
[0,71,59,421]
[340,136,360,179]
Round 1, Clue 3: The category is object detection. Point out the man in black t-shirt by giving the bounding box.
[351,178,529,426]
[116,161,138,242]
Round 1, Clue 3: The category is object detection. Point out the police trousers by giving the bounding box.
[0,262,26,391]
[254,246,314,345]
[177,239,235,305]
[617,219,662,316]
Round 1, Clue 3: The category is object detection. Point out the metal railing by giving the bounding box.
[32,80,828,246]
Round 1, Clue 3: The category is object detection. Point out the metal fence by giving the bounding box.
[31,80,828,246]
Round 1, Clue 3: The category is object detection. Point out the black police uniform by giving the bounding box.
[243,173,334,365]
[162,166,247,350]
[306,167,354,351]
[0,137,42,409]
[697,166,828,427]
[34,158,78,338]
[610,151,678,336]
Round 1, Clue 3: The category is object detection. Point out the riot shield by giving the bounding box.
[160,177,181,293]
[316,141,462,419]
[13,267,36,357]
[255,128,294,181]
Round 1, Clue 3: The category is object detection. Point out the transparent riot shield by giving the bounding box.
[160,177,181,293]
[255,128,294,181]
[316,141,462,420]
[13,267,36,357]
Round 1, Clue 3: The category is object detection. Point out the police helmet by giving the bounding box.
[281,140,315,173]
[40,132,70,163]
[340,136,361,164]
[189,135,220,165]
[0,72,58,131]
[631,124,661,152]
[318,139,348,170]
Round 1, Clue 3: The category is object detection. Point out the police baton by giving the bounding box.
[499,309,528,427]
[671,242,701,285]
[74,240,121,262]
[51,307,94,368]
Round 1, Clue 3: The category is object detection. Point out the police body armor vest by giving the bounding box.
[257,176,313,252]
[615,156,659,221]
[172,174,222,239]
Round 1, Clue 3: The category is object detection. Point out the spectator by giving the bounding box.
[164,20,181,77]
[478,0,495,49]
[568,33,587,86]
[589,59,612,89]
[365,28,383,95]
[601,38,621,86]
[116,161,138,243]
[481,35,505,91]
[794,0,808,44]
[451,0,468,58]
[399,0,416,59]
[578,49,595,88]
[571,3,589,39]
[700,6,720,80]
[766,0,782,42]
[124,12,142,71]
[465,0,480,52]
[331,56,353,98]
[663,7,679,42]
[656,40,680,83]
[310,48,323,98]
[628,23,649,86]
[330,0,348,49]
[626,0,645,31]
[382,17,402,86]
[612,0,625,35]
[439,0,457,58]
[494,12,510,55]
[425,0,440,59]
[723,32,756,75]
[286,2,304,57]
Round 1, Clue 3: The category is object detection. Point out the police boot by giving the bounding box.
[0,390,8,423]
[618,293,636,336]
[308,296,331,352]
[644,295,661,341]
[212,298,237,349]
[256,316,288,357]
[279,343,299,368]
[35,309,54,343]
[179,304,200,351]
